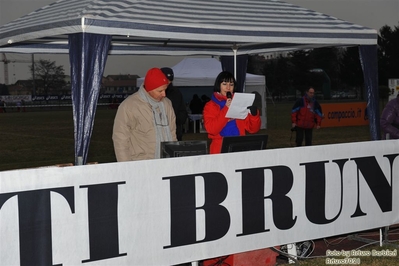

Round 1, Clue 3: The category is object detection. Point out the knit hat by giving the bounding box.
[144,68,168,92]
[161,67,174,81]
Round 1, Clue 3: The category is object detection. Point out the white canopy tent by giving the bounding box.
[138,57,265,87]
[0,0,379,165]
[137,57,267,128]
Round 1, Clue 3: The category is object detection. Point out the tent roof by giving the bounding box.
[0,0,377,55]
[137,57,265,87]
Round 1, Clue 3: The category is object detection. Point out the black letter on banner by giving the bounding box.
[81,182,127,263]
[163,172,230,248]
[302,159,347,224]
[351,154,399,217]
[0,187,74,266]
[237,166,296,236]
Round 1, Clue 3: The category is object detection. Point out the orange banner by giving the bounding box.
[321,102,369,127]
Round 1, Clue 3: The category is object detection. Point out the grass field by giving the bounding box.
[0,101,374,172]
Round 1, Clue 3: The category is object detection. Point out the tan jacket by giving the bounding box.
[112,89,176,161]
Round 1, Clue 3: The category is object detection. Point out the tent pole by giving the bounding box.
[232,44,237,79]
[77,156,83,166]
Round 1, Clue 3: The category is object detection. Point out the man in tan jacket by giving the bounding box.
[112,68,177,161]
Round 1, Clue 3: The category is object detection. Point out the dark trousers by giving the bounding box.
[176,124,183,141]
[295,127,313,146]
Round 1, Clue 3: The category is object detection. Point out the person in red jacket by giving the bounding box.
[291,87,323,146]
[203,71,261,154]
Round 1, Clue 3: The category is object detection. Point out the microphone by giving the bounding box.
[226,91,232,99]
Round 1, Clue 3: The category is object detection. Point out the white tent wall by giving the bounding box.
[244,72,268,129]
[137,57,267,129]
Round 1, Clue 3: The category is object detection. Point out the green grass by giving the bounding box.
[0,106,116,171]
[0,101,375,172]
[265,101,372,148]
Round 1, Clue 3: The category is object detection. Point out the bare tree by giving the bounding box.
[29,59,66,95]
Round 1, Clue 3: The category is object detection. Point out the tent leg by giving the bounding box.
[77,156,83,166]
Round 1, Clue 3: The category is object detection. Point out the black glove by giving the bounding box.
[247,105,257,116]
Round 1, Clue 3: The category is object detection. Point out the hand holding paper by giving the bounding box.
[225,93,255,119]
[247,105,258,116]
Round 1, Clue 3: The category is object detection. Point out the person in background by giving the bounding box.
[291,87,322,146]
[0,100,6,113]
[189,94,203,114]
[201,94,211,106]
[21,99,26,112]
[161,67,188,141]
[112,68,177,161]
[202,71,261,154]
[380,93,399,139]
[189,94,204,132]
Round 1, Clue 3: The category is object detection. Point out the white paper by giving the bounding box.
[225,92,255,119]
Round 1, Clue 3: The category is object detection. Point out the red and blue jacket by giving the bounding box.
[203,92,261,154]
[291,95,323,129]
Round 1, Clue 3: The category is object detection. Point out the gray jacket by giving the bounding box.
[112,88,176,161]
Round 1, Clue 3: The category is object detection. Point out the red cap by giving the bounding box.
[144,68,168,92]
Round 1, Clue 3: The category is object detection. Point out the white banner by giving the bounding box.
[0,95,31,103]
[1,140,399,265]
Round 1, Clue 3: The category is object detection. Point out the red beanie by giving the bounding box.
[144,68,168,92]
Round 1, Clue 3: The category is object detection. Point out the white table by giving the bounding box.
[188,114,203,133]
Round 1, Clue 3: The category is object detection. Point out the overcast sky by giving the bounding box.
[0,0,398,83]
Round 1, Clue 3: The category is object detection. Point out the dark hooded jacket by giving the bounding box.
[380,96,399,139]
